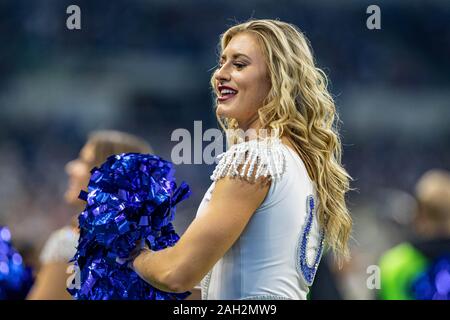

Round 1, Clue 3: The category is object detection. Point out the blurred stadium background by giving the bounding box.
[0,0,449,299]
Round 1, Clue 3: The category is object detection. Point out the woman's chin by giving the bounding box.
[64,190,83,207]
[216,103,236,118]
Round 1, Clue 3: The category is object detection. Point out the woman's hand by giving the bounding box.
[130,246,151,274]
[127,239,147,267]
[130,245,183,293]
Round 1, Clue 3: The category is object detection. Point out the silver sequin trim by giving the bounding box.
[200,269,213,300]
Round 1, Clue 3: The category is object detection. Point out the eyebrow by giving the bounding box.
[220,53,252,62]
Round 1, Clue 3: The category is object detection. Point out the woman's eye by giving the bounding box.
[217,61,245,69]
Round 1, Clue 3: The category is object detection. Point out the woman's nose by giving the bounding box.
[215,64,231,82]
[65,159,77,175]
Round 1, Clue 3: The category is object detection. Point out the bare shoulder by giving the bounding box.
[212,173,271,206]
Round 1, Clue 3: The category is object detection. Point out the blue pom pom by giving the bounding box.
[411,255,450,300]
[68,153,191,300]
[0,226,34,300]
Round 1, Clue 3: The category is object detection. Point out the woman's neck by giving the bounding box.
[238,114,261,131]
[236,116,262,141]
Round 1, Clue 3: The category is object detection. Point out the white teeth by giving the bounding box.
[220,89,236,95]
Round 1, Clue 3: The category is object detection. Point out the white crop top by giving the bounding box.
[195,137,325,300]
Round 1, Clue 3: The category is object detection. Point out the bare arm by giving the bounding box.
[27,262,73,300]
[132,176,270,293]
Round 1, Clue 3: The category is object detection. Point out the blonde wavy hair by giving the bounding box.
[211,19,353,264]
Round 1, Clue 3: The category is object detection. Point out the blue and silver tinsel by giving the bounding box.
[67,153,191,300]
[0,226,34,300]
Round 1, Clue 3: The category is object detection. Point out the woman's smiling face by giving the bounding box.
[214,32,271,130]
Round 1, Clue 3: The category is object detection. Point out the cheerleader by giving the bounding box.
[27,130,152,299]
[132,19,352,300]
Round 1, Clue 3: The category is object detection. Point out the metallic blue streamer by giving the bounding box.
[68,153,191,300]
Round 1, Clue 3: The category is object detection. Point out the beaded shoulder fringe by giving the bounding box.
[210,136,286,183]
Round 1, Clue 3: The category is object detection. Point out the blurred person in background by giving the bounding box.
[27,130,153,300]
[378,169,450,300]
